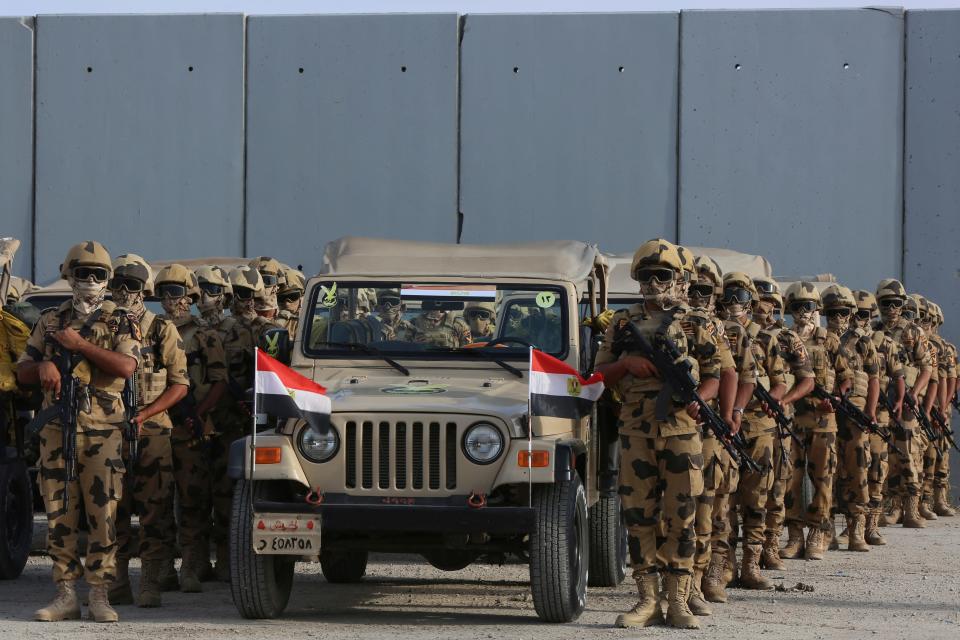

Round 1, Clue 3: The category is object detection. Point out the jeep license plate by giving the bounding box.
[252,513,321,555]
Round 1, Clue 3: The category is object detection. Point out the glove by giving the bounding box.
[582,308,615,333]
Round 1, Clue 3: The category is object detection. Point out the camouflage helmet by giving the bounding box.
[6,276,30,302]
[853,290,878,314]
[875,278,907,301]
[59,240,112,279]
[211,265,233,296]
[629,239,683,281]
[694,255,722,295]
[111,253,154,296]
[278,266,305,295]
[784,281,822,308]
[721,271,758,302]
[752,276,782,308]
[907,293,923,319]
[155,263,200,301]
[821,284,855,310]
[931,302,944,326]
[228,266,265,295]
[249,256,283,287]
[195,265,229,289]
[676,245,696,283]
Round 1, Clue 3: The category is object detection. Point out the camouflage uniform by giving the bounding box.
[19,300,140,586]
[411,313,472,348]
[922,333,952,508]
[933,340,957,513]
[868,324,903,530]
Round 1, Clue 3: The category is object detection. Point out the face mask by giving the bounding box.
[70,277,107,317]
[198,292,223,315]
[111,288,144,314]
[379,303,402,323]
[255,291,278,313]
[688,293,713,312]
[723,302,748,320]
[827,313,849,333]
[881,306,902,325]
[162,295,192,321]
[468,316,492,336]
[640,278,682,311]
[753,301,775,327]
[232,297,257,319]
[792,309,816,327]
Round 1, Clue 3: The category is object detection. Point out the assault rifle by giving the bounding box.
[612,320,763,473]
[752,380,805,458]
[903,391,943,455]
[812,385,905,457]
[930,406,960,454]
[121,375,139,466]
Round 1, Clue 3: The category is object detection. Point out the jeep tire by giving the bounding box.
[587,493,627,587]
[230,480,295,618]
[320,549,368,583]
[529,473,588,622]
[0,456,33,580]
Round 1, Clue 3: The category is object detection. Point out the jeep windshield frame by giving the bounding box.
[301,280,569,362]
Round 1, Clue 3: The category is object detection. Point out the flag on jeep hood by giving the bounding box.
[529,349,604,420]
[255,348,331,432]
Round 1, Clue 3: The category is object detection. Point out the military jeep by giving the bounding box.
[228,237,624,622]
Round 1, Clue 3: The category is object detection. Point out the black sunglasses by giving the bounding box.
[465,310,494,321]
[259,272,279,287]
[234,287,256,300]
[753,280,777,295]
[720,288,752,305]
[199,282,224,296]
[279,291,302,303]
[855,309,872,320]
[902,310,916,320]
[879,298,904,309]
[157,283,189,299]
[107,276,144,292]
[635,267,675,284]
[73,266,110,282]
[689,284,715,298]
[789,301,818,313]
[824,308,851,318]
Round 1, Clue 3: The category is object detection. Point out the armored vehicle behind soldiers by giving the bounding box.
[0,238,34,579]
[229,237,618,622]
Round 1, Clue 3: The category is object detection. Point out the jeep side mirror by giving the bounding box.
[260,327,291,365]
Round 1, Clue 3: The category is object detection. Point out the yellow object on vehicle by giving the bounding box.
[0,308,30,392]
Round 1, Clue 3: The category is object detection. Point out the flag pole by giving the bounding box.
[528,346,533,508]
[250,347,258,486]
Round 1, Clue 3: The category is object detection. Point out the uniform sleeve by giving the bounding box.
[763,332,787,386]
[715,336,735,371]
[201,328,228,384]
[885,338,904,380]
[593,311,627,367]
[947,344,958,379]
[726,325,756,384]
[911,325,932,373]
[779,330,815,379]
[829,335,854,385]
[17,311,52,364]
[693,323,721,380]
[160,321,190,387]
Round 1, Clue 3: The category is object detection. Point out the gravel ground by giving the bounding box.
[2,517,958,640]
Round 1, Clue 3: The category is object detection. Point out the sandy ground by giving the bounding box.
[2,517,958,640]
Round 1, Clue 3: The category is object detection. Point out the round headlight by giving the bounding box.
[462,422,504,465]
[297,423,340,463]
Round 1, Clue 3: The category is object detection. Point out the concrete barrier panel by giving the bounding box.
[0,18,34,279]
[34,14,245,282]
[459,13,679,249]
[245,14,460,272]
[679,9,903,289]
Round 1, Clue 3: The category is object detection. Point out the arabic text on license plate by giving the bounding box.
[259,535,316,554]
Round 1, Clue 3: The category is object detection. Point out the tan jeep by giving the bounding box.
[228,237,620,622]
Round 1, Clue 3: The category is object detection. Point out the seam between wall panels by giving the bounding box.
[456,14,466,244]
[899,12,907,283]
[241,14,249,259]
[674,11,683,245]
[30,16,37,282]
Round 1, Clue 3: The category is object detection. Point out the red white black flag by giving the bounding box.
[255,348,331,432]
[529,349,604,420]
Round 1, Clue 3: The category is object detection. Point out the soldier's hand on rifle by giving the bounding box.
[686,401,700,420]
[623,355,658,379]
[893,400,903,420]
[38,361,61,395]
[730,409,743,435]
[51,327,87,351]
[818,398,835,413]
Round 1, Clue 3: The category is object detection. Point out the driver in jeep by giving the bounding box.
[463,301,496,343]
[411,301,472,348]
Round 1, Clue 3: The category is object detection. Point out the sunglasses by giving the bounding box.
[903,310,916,320]
[720,288,752,305]
[157,283,189,299]
[199,282,224,296]
[466,310,494,321]
[279,291,302,304]
[635,267,675,284]
[108,276,144,292]
[259,272,279,287]
[73,266,110,282]
[824,308,851,318]
[879,298,904,309]
[689,284,715,298]
[753,280,777,295]
[789,301,818,313]
[234,287,256,300]
[855,309,872,320]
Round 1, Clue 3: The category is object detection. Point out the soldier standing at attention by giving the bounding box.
[595,239,723,630]
[17,241,140,622]
[928,303,957,517]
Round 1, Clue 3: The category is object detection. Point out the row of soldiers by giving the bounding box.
[594,238,956,630]
[13,241,306,622]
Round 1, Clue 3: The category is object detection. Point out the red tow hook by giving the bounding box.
[467,491,487,509]
[305,488,324,506]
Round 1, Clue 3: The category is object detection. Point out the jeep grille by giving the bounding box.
[343,419,458,492]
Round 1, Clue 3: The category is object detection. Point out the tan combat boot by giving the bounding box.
[902,495,927,528]
[88,583,119,623]
[34,580,81,621]
[179,547,202,593]
[107,557,134,605]
[804,527,824,560]
[881,496,902,526]
[687,569,712,616]
[665,573,700,629]
[138,560,163,607]
[215,543,231,582]
[739,544,773,590]
[615,573,664,628]
[761,527,785,570]
[919,497,939,520]
[780,523,805,559]
[847,515,870,552]
[159,555,180,591]
[701,553,728,603]
[865,510,887,545]
[933,487,957,517]
[723,545,737,586]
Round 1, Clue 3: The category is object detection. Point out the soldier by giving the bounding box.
[108,255,189,607]
[277,265,306,337]
[822,285,880,552]
[157,265,229,592]
[753,277,814,569]
[249,257,284,321]
[853,289,904,545]
[916,296,951,519]
[595,238,722,630]
[17,241,140,622]
[929,303,957,517]
[875,279,931,529]
[464,301,497,342]
[781,282,848,560]
[375,289,415,341]
[411,301,472,348]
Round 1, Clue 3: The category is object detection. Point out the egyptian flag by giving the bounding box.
[529,349,604,420]
[255,348,331,432]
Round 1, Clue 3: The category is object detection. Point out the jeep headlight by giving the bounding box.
[462,422,504,465]
[297,423,339,463]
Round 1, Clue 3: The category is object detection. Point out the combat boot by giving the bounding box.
[215,543,231,582]
[615,573,664,628]
[159,556,180,591]
[34,580,81,621]
[701,553,728,603]
[665,573,700,629]
[827,518,841,551]
[88,583,119,623]
[687,569,712,616]
[865,511,886,545]
[918,497,938,520]
[804,527,824,560]
[847,515,870,552]
[902,495,927,528]
[881,497,902,526]
[179,547,202,594]
[739,544,773,590]
[138,560,163,607]
[760,528,785,570]
[108,557,134,605]
[723,546,737,586]
[933,487,957,517]
[780,524,805,559]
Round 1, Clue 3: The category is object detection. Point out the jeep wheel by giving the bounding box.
[587,494,627,587]
[230,480,295,618]
[422,550,480,571]
[320,550,368,583]
[0,457,33,579]
[529,474,588,622]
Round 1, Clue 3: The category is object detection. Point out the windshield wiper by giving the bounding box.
[436,347,524,379]
[311,341,410,377]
